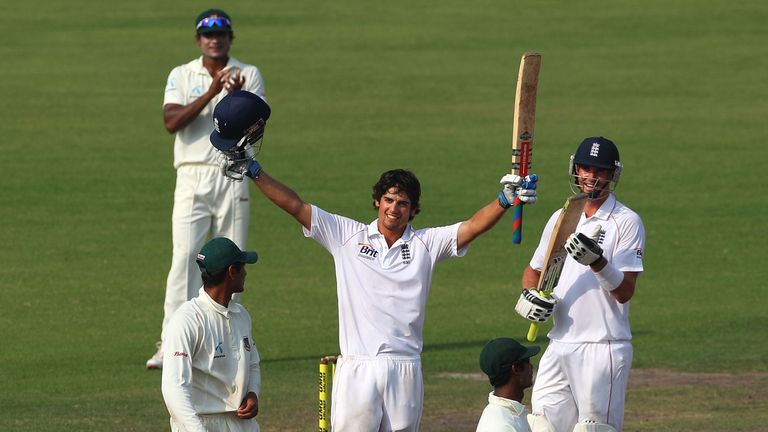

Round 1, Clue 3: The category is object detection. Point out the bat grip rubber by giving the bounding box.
[527,322,539,342]
[512,197,524,244]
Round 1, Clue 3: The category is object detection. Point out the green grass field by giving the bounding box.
[2,0,767,430]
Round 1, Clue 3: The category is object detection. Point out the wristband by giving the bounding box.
[246,160,262,179]
[593,262,624,292]
[498,191,512,209]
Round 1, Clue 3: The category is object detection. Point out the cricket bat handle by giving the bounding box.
[527,321,539,342]
[512,197,524,244]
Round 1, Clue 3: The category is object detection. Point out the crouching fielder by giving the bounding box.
[519,137,645,432]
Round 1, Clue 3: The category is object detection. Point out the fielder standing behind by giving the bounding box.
[207,91,540,431]
[162,237,262,432]
[147,8,266,369]
[516,137,645,432]
[476,338,543,432]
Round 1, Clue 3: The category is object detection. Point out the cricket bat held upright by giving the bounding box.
[510,52,541,244]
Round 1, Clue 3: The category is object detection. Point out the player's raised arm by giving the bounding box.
[250,170,312,229]
[208,90,312,229]
[457,174,538,250]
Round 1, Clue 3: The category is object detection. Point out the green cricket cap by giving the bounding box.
[479,337,540,387]
[195,9,233,35]
[196,237,257,274]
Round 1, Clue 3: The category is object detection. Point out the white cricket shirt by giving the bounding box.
[162,288,261,432]
[163,56,265,168]
[530,194,645,343]
[476,392,531,432]
[304,205,467,357]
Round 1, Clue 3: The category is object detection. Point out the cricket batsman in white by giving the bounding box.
[208,90,540,431]
[517,137,646,432]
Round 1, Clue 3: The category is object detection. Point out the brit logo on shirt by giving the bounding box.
[401,243,411,265]
[357,243,378,261]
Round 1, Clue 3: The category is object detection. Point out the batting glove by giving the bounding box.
[498,174,538,208]
[245,160,262,179]
[565,225,603,266]
[515,288,556,323]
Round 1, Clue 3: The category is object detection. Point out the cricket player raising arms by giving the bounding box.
[517,137,645,432]
[147,9,266,369]
[208,90,539,431]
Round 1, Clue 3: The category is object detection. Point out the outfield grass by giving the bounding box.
[2,0,767,430]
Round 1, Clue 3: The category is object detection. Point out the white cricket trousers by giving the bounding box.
[161,164,250,339]
[531,340,632,432]
[331,355,423,432]
[170,412,260,432]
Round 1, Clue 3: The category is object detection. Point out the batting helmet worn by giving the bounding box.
[572,136,620,170]
[569,136,623,196]
[210,91,271,152]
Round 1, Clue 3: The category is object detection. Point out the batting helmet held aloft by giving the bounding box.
[210,90,271,152]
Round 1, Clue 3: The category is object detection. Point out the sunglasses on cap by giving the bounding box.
[196,16,231,30]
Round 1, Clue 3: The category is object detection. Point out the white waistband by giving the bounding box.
[341,354,420,362]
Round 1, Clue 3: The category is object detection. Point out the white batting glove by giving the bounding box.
[565,225,603,266]
[498,174,538,208]
[515,288,556,322]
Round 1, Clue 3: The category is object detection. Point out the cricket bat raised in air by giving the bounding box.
[526,193,588,342]
[511,52,541,244]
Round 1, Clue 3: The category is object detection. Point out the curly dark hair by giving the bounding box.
[371,169,421,220]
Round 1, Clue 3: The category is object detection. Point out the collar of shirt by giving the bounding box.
[590,193,618,221]
[487,392,526,416]
[366,220,413,248]
[197,287,239,318]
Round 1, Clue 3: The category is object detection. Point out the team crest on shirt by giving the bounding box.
[243,337,251,352]
[214,342,225,359]
[400,243,411,265]
[635,248,643,259]
[357,243,379,261]
[593,227,606,245]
